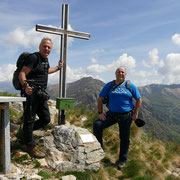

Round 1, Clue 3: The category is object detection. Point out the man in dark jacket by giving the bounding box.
[18,37,63,158]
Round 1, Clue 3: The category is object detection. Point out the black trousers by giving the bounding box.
[93,111,132,163]
[23,92,50,147]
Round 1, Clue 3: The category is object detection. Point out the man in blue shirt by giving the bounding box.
[93,66,142,170]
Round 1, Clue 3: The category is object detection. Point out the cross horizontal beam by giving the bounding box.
[36,24,90,40]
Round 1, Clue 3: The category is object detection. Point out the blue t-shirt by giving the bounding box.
[99,80,141,113]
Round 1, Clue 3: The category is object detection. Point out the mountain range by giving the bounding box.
[47,77,104,109]
[0,77,179,144]
[47,77,180,144]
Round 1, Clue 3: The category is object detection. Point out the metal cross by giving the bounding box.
[36,4,90,124]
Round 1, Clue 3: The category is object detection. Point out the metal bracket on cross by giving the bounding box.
[36,4,90,125]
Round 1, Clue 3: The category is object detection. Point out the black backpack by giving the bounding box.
[12,52,34,90]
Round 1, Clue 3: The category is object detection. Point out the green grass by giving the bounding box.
[105,167,116,177]
[131,176,156,180]
[0,91,18,97]
[83,110,98,131]
[12,154,29,164]
[121,160,145,178]
[38,170,53,180]
[33,160,41,168]
[110,143,119,154]
[165,175,180,180]
[165,142,180,155]
[7,104,180,180]
[150,149,162,160]
[10,109,23,124]
[128,147,141,160]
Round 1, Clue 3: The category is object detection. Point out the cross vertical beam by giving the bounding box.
[58,4,69,124]
[36,4,90,125]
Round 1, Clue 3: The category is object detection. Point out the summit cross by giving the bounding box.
[36,4,90,124]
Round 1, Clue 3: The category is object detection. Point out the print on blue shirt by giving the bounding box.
[99,80,141,113]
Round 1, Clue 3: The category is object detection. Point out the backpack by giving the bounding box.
[102,80,131,106]
[109,80,131,92]
[12,52,34,90]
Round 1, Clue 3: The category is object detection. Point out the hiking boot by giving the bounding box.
[26,146,45,159]
[15,129,24,143]
[117,161,126,170]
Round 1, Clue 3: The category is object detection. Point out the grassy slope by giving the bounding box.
[66,108,180,180]
[141,92,180,144]
[2,89,179,180]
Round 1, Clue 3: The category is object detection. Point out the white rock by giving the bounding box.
[81,116,87,121]
[62,175,76,180]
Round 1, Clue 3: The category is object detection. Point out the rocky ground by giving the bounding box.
[0,100,104,180]
[0,100,180,180]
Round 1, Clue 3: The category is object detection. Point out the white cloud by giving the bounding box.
[87,53,136,73]
[127,68,162,87]
[91,48,104,54]
[0,62,93,86]
[48,65,106,86]
[158,53,180,84]
[142,48,164,67]
[91,58,97,63]
[86,64,107,73]
[3,25,74,53]
[172,33,180,46]
[0,64,16,82]
[4,27,39,49]
[133,79,162,87]
[136,69,158,78]
[159,53,180,74]
[134,51,180,85]
[48,65,92,84]
[66,66,91,82]
[48,51,180,87]
[116,53,136,70]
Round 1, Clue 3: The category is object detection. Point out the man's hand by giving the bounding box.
[48,60,64,74]
[25,84,34,95]
[132,112,138,121]
[99,112,106,121]
[58,60,64,69]
[132,97,142,121]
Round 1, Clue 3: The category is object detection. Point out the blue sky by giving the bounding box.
[1,0,180,89]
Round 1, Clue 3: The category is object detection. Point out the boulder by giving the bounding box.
[40,125,104,172]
